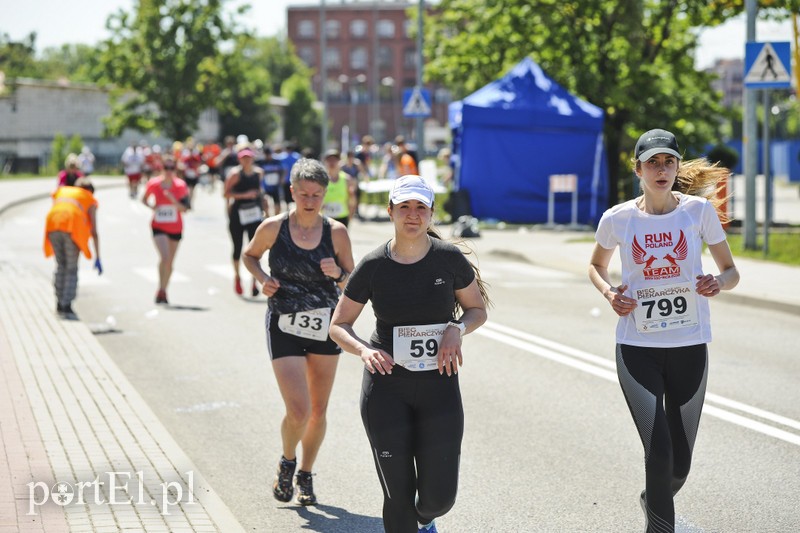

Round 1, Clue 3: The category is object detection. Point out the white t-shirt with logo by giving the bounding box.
[595,193,727,348]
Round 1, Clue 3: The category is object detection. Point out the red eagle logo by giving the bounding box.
[663,230,687,266]
[632,235,657,269]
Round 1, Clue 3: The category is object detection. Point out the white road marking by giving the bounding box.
[478,320,800,447]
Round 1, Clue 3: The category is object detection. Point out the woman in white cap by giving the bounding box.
[588,129,739,532]
[242,158,354,507]
[330,174,489,533]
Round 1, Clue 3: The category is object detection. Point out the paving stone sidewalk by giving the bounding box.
[0,262,243,532]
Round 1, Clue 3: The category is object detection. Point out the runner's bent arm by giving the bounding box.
[328,222,355,289]
[438,279,488,376]
[696,240,739,297]
[242,217,281,295]
[589,242,637,317]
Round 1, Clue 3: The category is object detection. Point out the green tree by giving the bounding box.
[281,73,321,153]
[0,32,39,78]
[216,34,276,142]
[49,133,67,174]
[38,44,103,83]
[423,0,751,204]
[68,134,84,156]
[97,0,242,140]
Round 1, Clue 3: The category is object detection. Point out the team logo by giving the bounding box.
[434,278,445,286]
[632,230,687,281]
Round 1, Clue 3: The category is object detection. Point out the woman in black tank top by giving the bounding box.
[242,158,355,506]
[224,148,264,296]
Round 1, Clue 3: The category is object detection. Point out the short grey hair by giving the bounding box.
[290,158,329,188]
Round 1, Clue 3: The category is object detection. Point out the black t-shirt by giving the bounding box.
[344,237,475,355]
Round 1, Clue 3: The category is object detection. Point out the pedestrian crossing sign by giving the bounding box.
[744,41,792,89]
[402,87,432,118]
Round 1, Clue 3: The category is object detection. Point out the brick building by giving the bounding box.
[707,58,744,108]
[287,0,451,150]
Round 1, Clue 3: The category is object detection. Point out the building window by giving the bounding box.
[325,20,340,39]
[378,46,393,69]
[350,19,367,38]
[404,47,416,69]
[298,20,315,39]
[325,47,341,68]
[351,47,368,70]
[377,19,395,39]
[299,46,315,67]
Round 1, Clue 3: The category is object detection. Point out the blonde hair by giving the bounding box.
[676,158,731,223]
[634,157,731,223]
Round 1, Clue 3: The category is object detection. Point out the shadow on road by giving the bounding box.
[290,503,383,532]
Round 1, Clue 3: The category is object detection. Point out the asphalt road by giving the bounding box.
[2,184,799,532]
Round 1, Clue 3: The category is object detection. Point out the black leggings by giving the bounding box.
[360,369,464,533]
[228,213,260,261]
[616,343,708,533]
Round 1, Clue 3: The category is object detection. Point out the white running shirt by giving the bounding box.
[595,193,727,348]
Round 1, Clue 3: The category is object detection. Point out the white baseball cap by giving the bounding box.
[390,175,434,208]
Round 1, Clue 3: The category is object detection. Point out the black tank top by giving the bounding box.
[231,169,261,210]
[267,214,340,314]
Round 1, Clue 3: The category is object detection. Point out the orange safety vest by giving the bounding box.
[43,186,98,259]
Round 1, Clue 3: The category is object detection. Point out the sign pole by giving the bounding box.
[744,0,758,249]
[763,89,771,256]
[415,0,425,156]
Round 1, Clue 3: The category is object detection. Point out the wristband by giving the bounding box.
[335,269,348,282]
[447,320,466,336]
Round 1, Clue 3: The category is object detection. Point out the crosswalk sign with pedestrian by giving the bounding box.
[744,41,792,89]
[402,87,432,118]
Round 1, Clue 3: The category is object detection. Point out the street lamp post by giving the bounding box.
[381,76,396,139]
[353,74,366,144]
[338,74,351,152]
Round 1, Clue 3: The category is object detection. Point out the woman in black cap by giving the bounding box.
[588,129,740,532]
[330,174,490,533]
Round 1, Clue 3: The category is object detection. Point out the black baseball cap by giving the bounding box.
[635,129,682,162]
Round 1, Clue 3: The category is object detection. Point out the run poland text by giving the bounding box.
[27,471,195,515]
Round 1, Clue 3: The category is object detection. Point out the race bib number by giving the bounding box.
[265,172,280,187]
[392,323,446,372]
[322,202,345,218]
[238,204,262,225]
[154,205,177,223]
[278,308,331,341]
[633,281,698,333]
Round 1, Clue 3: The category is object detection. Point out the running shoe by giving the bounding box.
[234,276,243,295]
[251,280,259,297]
[418,520,437,532]
[294,470,317,506]
[155,289,168,304]
[272,456,296,502]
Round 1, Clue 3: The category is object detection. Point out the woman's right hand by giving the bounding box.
[359,346,394,375]
[605,284,637,317]
[260,276,281,297]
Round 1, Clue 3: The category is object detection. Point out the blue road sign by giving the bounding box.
[402,87,432,118]
[744,41,792,89]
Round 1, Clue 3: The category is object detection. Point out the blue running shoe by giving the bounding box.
[418,520,437,533]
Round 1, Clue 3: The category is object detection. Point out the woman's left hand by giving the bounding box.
[695,273,721,297]
[438,328,463,376]
[320,257,341,279]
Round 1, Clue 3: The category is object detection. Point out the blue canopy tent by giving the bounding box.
[449,57,608,224]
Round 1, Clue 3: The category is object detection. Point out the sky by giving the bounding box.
[0,0,795,70]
